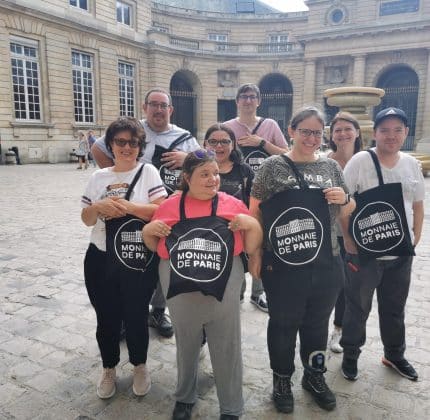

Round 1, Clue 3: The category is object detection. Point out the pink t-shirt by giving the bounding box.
[153,192,250,259]
[224,117,288,148]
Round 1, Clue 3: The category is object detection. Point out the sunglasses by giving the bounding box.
[207,139,232,147]
[113,138,140,148]
[193,149,216,159]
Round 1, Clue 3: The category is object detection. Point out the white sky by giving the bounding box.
[260,0,309,12]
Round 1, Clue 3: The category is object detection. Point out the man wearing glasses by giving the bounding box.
[91,88,200,339]
[224,83,289,312]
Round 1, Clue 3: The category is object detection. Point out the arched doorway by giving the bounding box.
[170,71,198,136]
[374,66,419,150]
[258,74,293,138]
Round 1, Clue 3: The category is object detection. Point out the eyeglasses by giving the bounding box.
[113,138,140,148]
[147,101,170,110]
[238,94,258,101]
[297,128,323,139]
[193,149,216,159]
[207,139,232,147]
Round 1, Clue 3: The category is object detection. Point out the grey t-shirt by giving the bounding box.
[94,120,200,163]
[251,154,348,255]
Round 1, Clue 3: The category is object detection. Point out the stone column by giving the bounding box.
[417,49,430,152]
[303,58,316,104]
[353,54,366,86]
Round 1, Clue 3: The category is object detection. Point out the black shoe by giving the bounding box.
[302,368,336,411]
[250,293,268,312]
[219,415,239,420]
[341,357,358,381]
[382,357,418,381]
[172,402,194,420]
[272,372,294,413]
[148,309,174,338]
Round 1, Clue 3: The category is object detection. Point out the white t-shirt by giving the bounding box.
[81,163,167,251]
[343,149,425,244]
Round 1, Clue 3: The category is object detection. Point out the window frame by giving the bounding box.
[69,0,89,11]
[118,61,136,117]
[116,0,133,27]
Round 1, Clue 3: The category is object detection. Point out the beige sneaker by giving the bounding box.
[133,364,151,396]
[97,367,116,399]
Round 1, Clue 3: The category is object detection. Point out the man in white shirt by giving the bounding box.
[340,108,425,382]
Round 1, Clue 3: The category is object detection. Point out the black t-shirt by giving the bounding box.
[220,163,254,206]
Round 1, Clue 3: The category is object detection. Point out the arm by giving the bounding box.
[81,197,128,226]
[160,150,189,169]
[412,200,424,246]
[116,197,165,222]
[91,143,114,168]
[237,134,288,155]
[142,219,171,252]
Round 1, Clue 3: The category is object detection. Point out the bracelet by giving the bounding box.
[341,193,350,206]
[259,139,266,150]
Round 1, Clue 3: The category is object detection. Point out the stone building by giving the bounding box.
[1,0,429,163]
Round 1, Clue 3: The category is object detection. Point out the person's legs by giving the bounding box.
[149,279,173,338]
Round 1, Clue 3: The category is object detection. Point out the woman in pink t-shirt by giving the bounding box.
[143,150,262,420]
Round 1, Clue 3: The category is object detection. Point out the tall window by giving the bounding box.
[70,0,88,10]
[72,51,94,123]
[10,40,41,120]
[268,34,290,52]
[118,62,135,116]
[117,1,131,26]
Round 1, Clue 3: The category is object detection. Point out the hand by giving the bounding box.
[237,135,262,148]
[229,214,253,232]
[323,187,347,205]
[95,197,127,219]
[161,150,188,169]
[343,235,358,255]
[144,220,172,238]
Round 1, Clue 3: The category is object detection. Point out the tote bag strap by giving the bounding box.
[124,164,145,200]
[367,149,384,186]
[281,155,309,190]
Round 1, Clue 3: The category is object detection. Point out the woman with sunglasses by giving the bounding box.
[81,117,167,399]
[143,150,262,420]
[326,112,362,354]
[203,123,268,312]
[249,106,355,413]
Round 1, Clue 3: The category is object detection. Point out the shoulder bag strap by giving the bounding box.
[367,150,384,186]
[124,164,145,200]
[281,155,309,190]
[251,118,265,135]
[168,132,193,152]
[179,191,218,220]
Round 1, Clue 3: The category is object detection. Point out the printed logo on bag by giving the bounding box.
[269,207,324,265]
[352,202,404,253]
[244,150,268,172]
[114,219,154,271]
[159,164,181,193]
[170,228,228,282]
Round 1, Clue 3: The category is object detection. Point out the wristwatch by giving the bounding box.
[341,193,350,206]
[259,139,266,150]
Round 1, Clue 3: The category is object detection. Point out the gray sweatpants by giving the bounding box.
[159,256,244,417]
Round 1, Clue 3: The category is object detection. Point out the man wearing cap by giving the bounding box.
[91,88,200,339]
[339,107,425,381]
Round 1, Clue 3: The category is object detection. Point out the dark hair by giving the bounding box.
[236,83,261,101]
[290,106,325,130]
[144,88,172,105]
[105,117,146,159]
[177,150,217,192]
[203,123,243,165]
[329,111,362,154]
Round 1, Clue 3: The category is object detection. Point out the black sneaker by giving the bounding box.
[382,357,418,381]
[272,372,294,413]
[219,415,239,420]
[148,309,174,338]
[302,368,336,411]
[172,401,194,420]
[250,293,268,312]
[341,357,358,381]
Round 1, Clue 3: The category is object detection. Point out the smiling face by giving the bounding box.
[289,115,324,158]
[331,119,359,152]
[205,130,234,165]
[185,161,220,200]
[236,88,260,117]
[143,91,173,132]
[111,130,140,165]
[374,117,409,156]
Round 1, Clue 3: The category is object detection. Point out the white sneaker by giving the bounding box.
[133,364,151,396]
[97,367,116,399]
[329,328,343,353]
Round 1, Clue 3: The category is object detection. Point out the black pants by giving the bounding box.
[84,244,156,368]
[262,252,342,375]
[341,255,413,361]
[333,237,347,327]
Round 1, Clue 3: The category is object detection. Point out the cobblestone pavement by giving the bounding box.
[0,163,429,420]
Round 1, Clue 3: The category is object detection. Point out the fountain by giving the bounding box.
[324,87,385,147]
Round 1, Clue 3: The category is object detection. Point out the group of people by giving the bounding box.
[80,84,425,419]
[75,130,97,169]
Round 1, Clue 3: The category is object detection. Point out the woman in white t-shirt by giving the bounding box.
[81,117,167,400]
